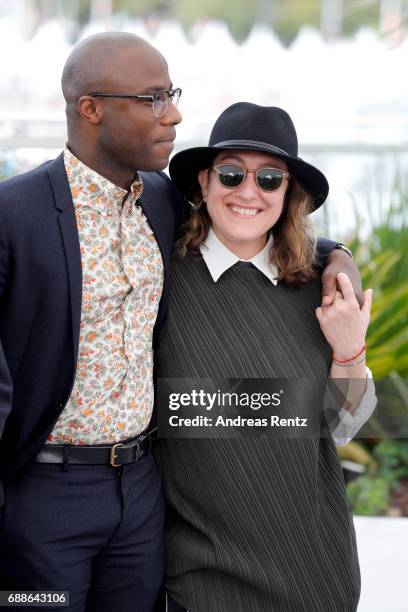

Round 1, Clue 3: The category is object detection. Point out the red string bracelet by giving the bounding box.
[332,343,366,364]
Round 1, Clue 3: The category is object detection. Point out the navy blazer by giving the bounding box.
[0,153,183,503]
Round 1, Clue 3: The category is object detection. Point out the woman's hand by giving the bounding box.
[315,273,372,360]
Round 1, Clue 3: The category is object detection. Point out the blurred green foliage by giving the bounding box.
[373,439,408,488]
[38,0,393,44]
[171,0,257,41]
[0,160,9,182]
[342,173,408,516]
[342,0,380,36]
[271,0,321,45]
[348,177,408,379]
[346,440,408,515]
[347,474,389,515]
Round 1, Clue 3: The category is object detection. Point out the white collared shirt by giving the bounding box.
[200,228,278,284]
[200,228,376,446]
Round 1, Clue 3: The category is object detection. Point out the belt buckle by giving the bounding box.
[110,442,124,467]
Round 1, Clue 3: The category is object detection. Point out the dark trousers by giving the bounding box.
[0,453,165,611]
[154,592,188,612]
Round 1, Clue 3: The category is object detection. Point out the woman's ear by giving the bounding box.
[198,169,209,201]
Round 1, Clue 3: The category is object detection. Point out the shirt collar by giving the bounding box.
[63,146,143,215]
[200,228,278,285]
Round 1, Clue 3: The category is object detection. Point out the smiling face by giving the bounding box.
[198,150,290,258]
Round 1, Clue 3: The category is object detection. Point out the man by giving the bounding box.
[0,32,365,611]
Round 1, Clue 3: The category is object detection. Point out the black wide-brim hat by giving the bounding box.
[169,102,329,211]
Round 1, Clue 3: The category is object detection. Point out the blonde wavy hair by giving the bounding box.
[176,175,318,287]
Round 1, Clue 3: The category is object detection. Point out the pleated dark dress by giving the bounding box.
[154,254,360,612]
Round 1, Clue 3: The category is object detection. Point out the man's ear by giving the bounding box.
[77,96,102,125]
[197,168,209,201]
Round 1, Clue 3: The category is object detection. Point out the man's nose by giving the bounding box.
[161,100,182,126]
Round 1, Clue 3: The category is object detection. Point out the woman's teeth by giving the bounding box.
[230,206,260,216]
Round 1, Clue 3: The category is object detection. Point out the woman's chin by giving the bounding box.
[219,232,268,255]
[225,228,267,244]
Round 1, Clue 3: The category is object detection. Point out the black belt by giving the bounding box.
[34,428,158,467]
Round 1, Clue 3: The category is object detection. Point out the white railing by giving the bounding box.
[1,115,408,152]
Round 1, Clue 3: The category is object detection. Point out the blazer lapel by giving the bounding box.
[137,172,174,286]
[45,162,177,361]
[47,153,82,365]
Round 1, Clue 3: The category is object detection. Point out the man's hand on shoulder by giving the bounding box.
[321,246,364,307]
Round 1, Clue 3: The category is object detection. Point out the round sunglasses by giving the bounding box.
[212,164,290,192]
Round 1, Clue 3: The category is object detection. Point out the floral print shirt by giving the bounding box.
[48,148,163,444]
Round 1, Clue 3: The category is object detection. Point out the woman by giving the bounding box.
[155,103,373,612]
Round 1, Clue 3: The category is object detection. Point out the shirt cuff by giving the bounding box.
[331,366,377,446]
